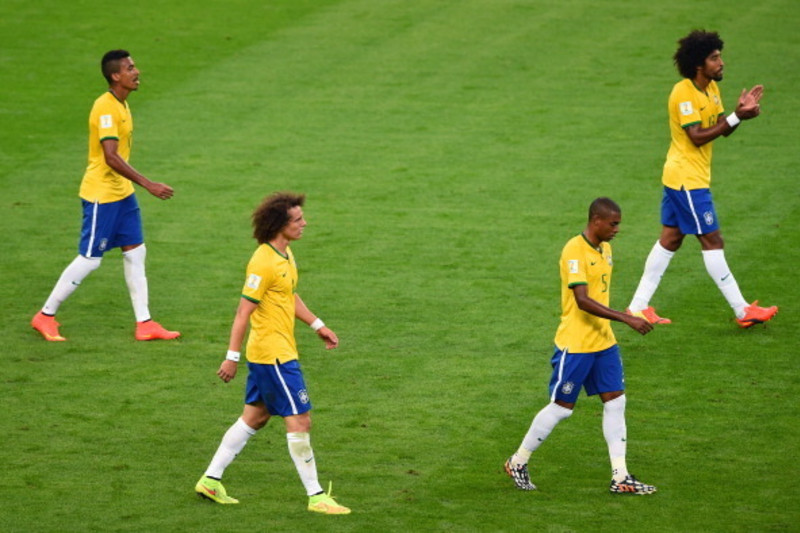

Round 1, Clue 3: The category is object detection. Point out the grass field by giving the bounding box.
[2,0,799,531]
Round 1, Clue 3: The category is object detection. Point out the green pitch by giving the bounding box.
[2,0,798,531]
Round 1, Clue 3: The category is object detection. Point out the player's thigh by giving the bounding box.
[584,345,625,397]
[245,360,312,418]
[108,194,143,249]
[548,347,595,404]
[662,186,719,235]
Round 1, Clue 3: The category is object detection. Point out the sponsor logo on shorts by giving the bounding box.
[561,381,574,395]
[98,238,108,251]
[298,389,310,404]
[703,211,714,226]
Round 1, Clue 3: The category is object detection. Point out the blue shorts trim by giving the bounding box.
[660,186,719,235]
[245,360,312,417]
[548,345,625,404]
[79,194,143,257]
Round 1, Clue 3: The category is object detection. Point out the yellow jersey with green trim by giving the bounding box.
[662,78,724,191]
[241,243,299,364]
[79,91,136,203]
[554,234,616,353]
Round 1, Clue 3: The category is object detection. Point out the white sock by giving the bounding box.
[603,395,629,481]
[123,244,151,322]
[513,403,573,465]
[42,255,103,315]
[287,432,323,496]
[702,249,748,318]
[629,241,675,313]
[205,417,257,479]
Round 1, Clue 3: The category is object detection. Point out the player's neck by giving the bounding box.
[269,237,290,256]
[108,86,129,103]
[581,231,602,252]
[692,74,711,92]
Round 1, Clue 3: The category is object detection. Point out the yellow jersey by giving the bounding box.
[554,234,616,353]
[662,78,725,190]
[79,91,136,203]
[241,243,299,364]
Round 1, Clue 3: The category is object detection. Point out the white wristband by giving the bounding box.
[225,350,241,362]
[726,113,740,128]
[310,318,325,331]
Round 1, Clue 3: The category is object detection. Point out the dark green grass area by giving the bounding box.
[2,0,799,531]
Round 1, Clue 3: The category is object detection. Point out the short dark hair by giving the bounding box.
[588,197,621,221]
[252,192,306,244]
[101,49,131,84]
[673,30,723,79]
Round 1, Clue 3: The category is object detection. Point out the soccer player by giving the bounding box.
[505,198,657,495]
[30,49,179,341]
[626,30,777,328]
[195,192,350,515]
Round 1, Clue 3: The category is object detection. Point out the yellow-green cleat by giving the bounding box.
[308,481,350,515]
[195,475,239,504]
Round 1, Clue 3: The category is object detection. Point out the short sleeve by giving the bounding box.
[672,83,701,128]
[241,258,274,303]
[562,242,588,288]
[93,98,120,142]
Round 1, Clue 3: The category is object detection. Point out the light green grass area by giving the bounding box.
[2,1,799,531]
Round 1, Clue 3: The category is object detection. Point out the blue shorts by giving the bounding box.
[660,186,719,235]
[79,194,144,258]
[245,359,312,417]
[548,345,625,404]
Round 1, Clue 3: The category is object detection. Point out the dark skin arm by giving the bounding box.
[571,284,652,335]
[102,138,174,199]
[685,85,763,146]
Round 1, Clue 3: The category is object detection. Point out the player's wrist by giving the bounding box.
[310,318,325,331]
[726,113,741,128]
[225,350,241,362]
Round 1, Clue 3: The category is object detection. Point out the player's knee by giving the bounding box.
[700,231,724,249]
[78,255,103,272]
[659,234,683,251]
[286,413,312,433]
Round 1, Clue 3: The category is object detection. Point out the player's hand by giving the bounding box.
[217,359,238,382]
[145,181,175,200]
[625,315,653,335]
[317,327,339,349]
[736,85,764,120]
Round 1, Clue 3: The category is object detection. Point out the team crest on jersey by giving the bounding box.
[298,389,310,404]
[100,114,113,129]
[568,259,579,274]
[703,211,714,226]
[679,101,693,116]
[561,381,575,395]
[605,253,613,266]
[246,273,262,290]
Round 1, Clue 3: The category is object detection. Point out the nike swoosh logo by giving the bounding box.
[700,106,707,111]
[590,262,597,266]
[305,456,314,463]
[721,273,731,281]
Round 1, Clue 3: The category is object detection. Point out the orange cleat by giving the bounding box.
[135,320,181,341]
[736,301,778,329]
[626,306,671,325]
[31,311,66,341]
